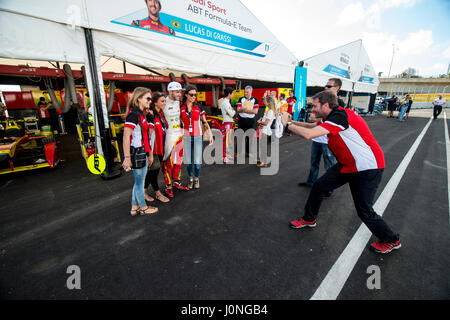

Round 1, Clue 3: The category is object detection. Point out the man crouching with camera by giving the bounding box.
[281,90,401,254]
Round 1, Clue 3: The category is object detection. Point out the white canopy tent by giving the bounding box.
[0,0,298,174]
[0,0,298,81]
[302,39,379,94]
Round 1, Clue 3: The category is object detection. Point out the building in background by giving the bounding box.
[378,77,450,109]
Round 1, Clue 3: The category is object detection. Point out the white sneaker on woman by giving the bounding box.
[194,178,200,189]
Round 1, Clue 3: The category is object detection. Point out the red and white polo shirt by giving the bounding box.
[319,107,385,173]
[125,108,153,153]
[180,104,206,137]
[147,111,167,156]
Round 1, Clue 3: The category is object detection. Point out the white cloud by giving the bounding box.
[376,0,417,9]
[337,2,366,25]
[336,0,419,29]
[362,29,436,76]
[241,0,445,77]
[430,63,446,71]
[444,47,450,59]
[398,30,433,55]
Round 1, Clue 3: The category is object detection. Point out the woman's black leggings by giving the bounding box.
[145,154,163,192]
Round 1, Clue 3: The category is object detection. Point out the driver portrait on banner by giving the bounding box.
[131,0,175,35]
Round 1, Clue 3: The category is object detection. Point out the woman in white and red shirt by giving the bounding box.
[122,87,158,216]
[180,85,213,189]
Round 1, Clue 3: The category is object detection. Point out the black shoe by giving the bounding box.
[298,182,312,187]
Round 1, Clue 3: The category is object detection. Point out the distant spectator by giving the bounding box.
[0,101,6,121]
[256,95,277,168]
[398,95,410,121]
[37,97,51,128]
[405,95,413,119]
[386,95,397,118]
[286,90,297,116]
[432,95,446,120]
[220,87,236,163]
[393,97,401,118]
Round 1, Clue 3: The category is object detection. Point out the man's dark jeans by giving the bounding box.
[303,164,398,242]
[433,105,442,119]
[237,116,255,156]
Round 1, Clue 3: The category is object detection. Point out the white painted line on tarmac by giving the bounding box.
[444,112,450,228]
[310,117,433,300]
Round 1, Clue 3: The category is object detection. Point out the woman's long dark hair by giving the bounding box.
[182,84,198,105]
[150,92,165,114]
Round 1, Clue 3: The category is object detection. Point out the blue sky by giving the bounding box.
[242,0,450,77]
[379,0,449,42]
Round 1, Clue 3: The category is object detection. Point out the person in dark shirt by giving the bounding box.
[386,95,397,118]
[325,78,346,108]
[144,92,170,204]
[405,95,413,119]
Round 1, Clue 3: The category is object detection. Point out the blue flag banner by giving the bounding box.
[110,9,268,58]
[294,66,307,121]
[160,13,262,52]
[323,64,350,79]
[358,76,374,84]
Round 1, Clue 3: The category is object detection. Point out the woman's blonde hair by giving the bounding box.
[265,96,278,116]
[127,87,151,110]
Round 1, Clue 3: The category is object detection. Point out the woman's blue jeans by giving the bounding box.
[183,135,203,178]
[132,157,148,207]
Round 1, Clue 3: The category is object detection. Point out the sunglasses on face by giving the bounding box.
[146,97,152,102]
[325,85,335,89]
[187,93,197,97]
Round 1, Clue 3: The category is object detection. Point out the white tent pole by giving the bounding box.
[349,40,363,108]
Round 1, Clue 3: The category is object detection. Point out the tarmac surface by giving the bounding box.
[0,108,449,300]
